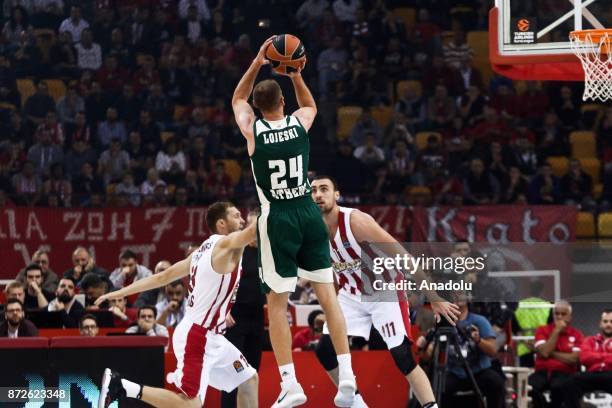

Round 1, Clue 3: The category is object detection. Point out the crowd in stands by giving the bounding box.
[0,0,609,211]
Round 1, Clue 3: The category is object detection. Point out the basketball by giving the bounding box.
[265,34,306,75]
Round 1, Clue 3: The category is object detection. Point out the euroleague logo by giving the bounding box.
[517,19,530,32]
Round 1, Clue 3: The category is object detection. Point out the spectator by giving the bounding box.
[63,130,96,178]
[131,56,160,96]
[72,161,105,205]
[536,112,568,159]
[11,160,42,206]
[317,36,348,99]
[134,109,161,152]
[98,138,130,185]
[125,305,169,338]
[501,166,529,204]
[75,28,102,70]
[0,299,38,338]
[296,0,329,29]
[509,133,538,176]
[15,249,59,293]
[96,54,128,96]
[180,4,205,44]
[463,158,500,205]
[332,0,360,23]
[394,86,426,133]
[415,134,447,186]
[553,86,580,130]
[442,29,473,69]
[178,0,211,21]
[349,110,383,148]
[2,281,26,312]
[292,310,325,351]
[160,53,189,104]
[206,161,233,201]
[115,172,141,207]
[42,162,72,206]
[97,107,127,149]
[140,168,167,200]
[115,84,141,125]
[563,309,612,407]
[528,163,561,204]
[143,82,172,124]
[78,313,99,337]
[155,280,186,329]
[458,85,486,126]
[63,246,109,287]
[134,260,171,309]
[80,272,111,308]
[418,292,505,408]
[46,277,84,328]
[109,250,153,290]
[529,300,584,408]
[427,84,456,129]
[353,133,385,168]
[386,138,415,194]
[560,158,594,208]
[107,296,137,328]
[22,263,53,310]
[56,86,85,126]
[513,280,551,367]
[58,5,89,44]
[49,30,78,77]
[12,30,41,77]
[155,138,186,178]
[23,81,56,126]
[2,6,31,48]
[451,57,484,96]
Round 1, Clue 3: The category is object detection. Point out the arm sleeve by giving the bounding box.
[474,315,496,338]
[534,325,547,348]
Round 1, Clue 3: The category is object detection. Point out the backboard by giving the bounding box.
[490,0,611,80]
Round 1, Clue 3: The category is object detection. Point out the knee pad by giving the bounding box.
[315,334,338,371]
[389,337,417,375]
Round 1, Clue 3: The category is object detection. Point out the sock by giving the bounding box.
[121,379,143,399]
[279,363,297,385]
[337,353,353,380]
[423,402,438,408]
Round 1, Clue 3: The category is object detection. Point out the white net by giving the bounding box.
[569,30,612,102]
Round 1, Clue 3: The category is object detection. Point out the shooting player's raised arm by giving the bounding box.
[232,37,274,140]
[290,72,317,132]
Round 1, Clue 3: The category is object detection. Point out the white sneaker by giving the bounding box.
[351,393,368,408]
[271,382,307,408]
[334,378,356,407]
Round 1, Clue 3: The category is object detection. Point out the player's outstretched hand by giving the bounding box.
[254,36,275,67]
[431,301,461,326]
[94,292,119,307]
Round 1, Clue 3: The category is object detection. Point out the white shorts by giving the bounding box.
[324,292,412,349]
[169,317,256,402]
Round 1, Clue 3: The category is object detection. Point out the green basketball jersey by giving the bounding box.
[250,115,311,205]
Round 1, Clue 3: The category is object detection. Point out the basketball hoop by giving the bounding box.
[569,29,612,102]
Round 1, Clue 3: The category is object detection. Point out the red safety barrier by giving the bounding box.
[0,338,49,348]
[50,336,168,348]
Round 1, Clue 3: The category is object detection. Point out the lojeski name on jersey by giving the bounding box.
[270,184,308,199]
[262,128,299,144]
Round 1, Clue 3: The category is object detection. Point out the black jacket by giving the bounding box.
[0,319,39,337]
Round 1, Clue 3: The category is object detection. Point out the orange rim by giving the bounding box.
[570,29,612,54]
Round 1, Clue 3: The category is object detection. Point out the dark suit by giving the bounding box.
[48,299,85,328]
[0,319,39,337]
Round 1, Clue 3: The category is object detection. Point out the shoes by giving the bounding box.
[271,381,308,408]
[334,378,356,407]
[98,368,126,408]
